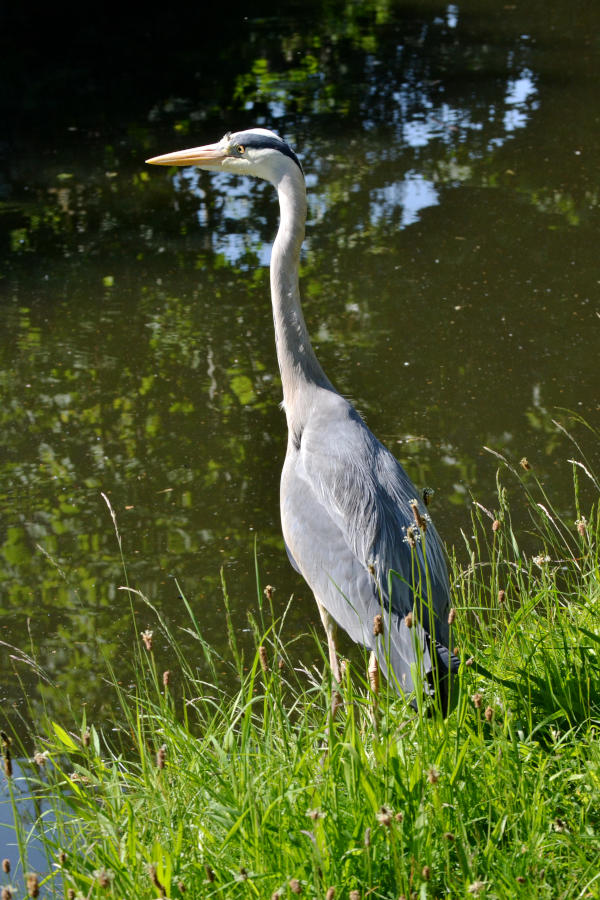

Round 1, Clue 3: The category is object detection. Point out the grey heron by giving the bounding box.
[147,128,459,712]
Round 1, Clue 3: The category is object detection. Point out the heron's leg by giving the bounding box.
[316,601,342,683]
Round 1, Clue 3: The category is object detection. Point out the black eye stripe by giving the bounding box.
[230,132,303,175]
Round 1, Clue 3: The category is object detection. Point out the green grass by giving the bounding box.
[2,426,600,899]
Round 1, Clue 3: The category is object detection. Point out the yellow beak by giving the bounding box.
[146,142,228,167]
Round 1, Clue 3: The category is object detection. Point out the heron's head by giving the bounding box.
[146,128,303,185]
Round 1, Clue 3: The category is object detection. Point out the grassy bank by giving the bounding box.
[2,431,600,899]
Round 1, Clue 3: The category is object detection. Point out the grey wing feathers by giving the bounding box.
[281,388,458,708]
[283,539,302,574]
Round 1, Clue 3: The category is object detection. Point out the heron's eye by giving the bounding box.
[236,144,245,154]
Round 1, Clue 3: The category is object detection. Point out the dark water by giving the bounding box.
[1,0,599,732]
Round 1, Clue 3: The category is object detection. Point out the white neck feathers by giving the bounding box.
[269,167,332,434]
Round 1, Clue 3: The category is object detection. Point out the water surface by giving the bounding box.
[1,0,599,732]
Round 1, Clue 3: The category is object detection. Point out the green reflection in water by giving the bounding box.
[1,0,599,737]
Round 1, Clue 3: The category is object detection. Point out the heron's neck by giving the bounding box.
[271,171,332,431]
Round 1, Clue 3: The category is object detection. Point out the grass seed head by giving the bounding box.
[204,865,215,882]
[498,589,506,604]
[421,866,431,881]
[258,645,269,673]
[373,614,383,636]
[325,889,335,900]
[67,891,76,900]
[289,877,302,893]
[141,629,154,651]
[422,487,434,506]
[405,612,413,629]
[520,457,531,470]
[492,519,501,532]
[156,744,167,769]
[468,882,485,895]
[405,526,417,549]
[533,553,551,568]
[177,881,186,893]
[2,746,12,778]
[376,805,393,827]
[485,706,494,722]
[1,859,9,874]
[364,826,371,847]
[427,766,440,784]
[82,728,90,748]
[349,891,361,900]
[1,888,12,900]
[444,831,455,842]
[306,808,324,821]
[163,670,171,687]
[264,584,275,600]
[576,517,587,536]
[472,692,483,709]
[148,864,166,897]
[410,499,427,532]
[26,875,39,898]
[93,869,113,890]
[447,607,456,625]
[368,653,380,693]
[33,752,47,767]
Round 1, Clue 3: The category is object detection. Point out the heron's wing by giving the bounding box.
[283,538,301,574]
[281,390,454,700]
[293,392,450,622]
[282,451,431,696]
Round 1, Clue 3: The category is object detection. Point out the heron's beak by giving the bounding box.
[146,142,229,168]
